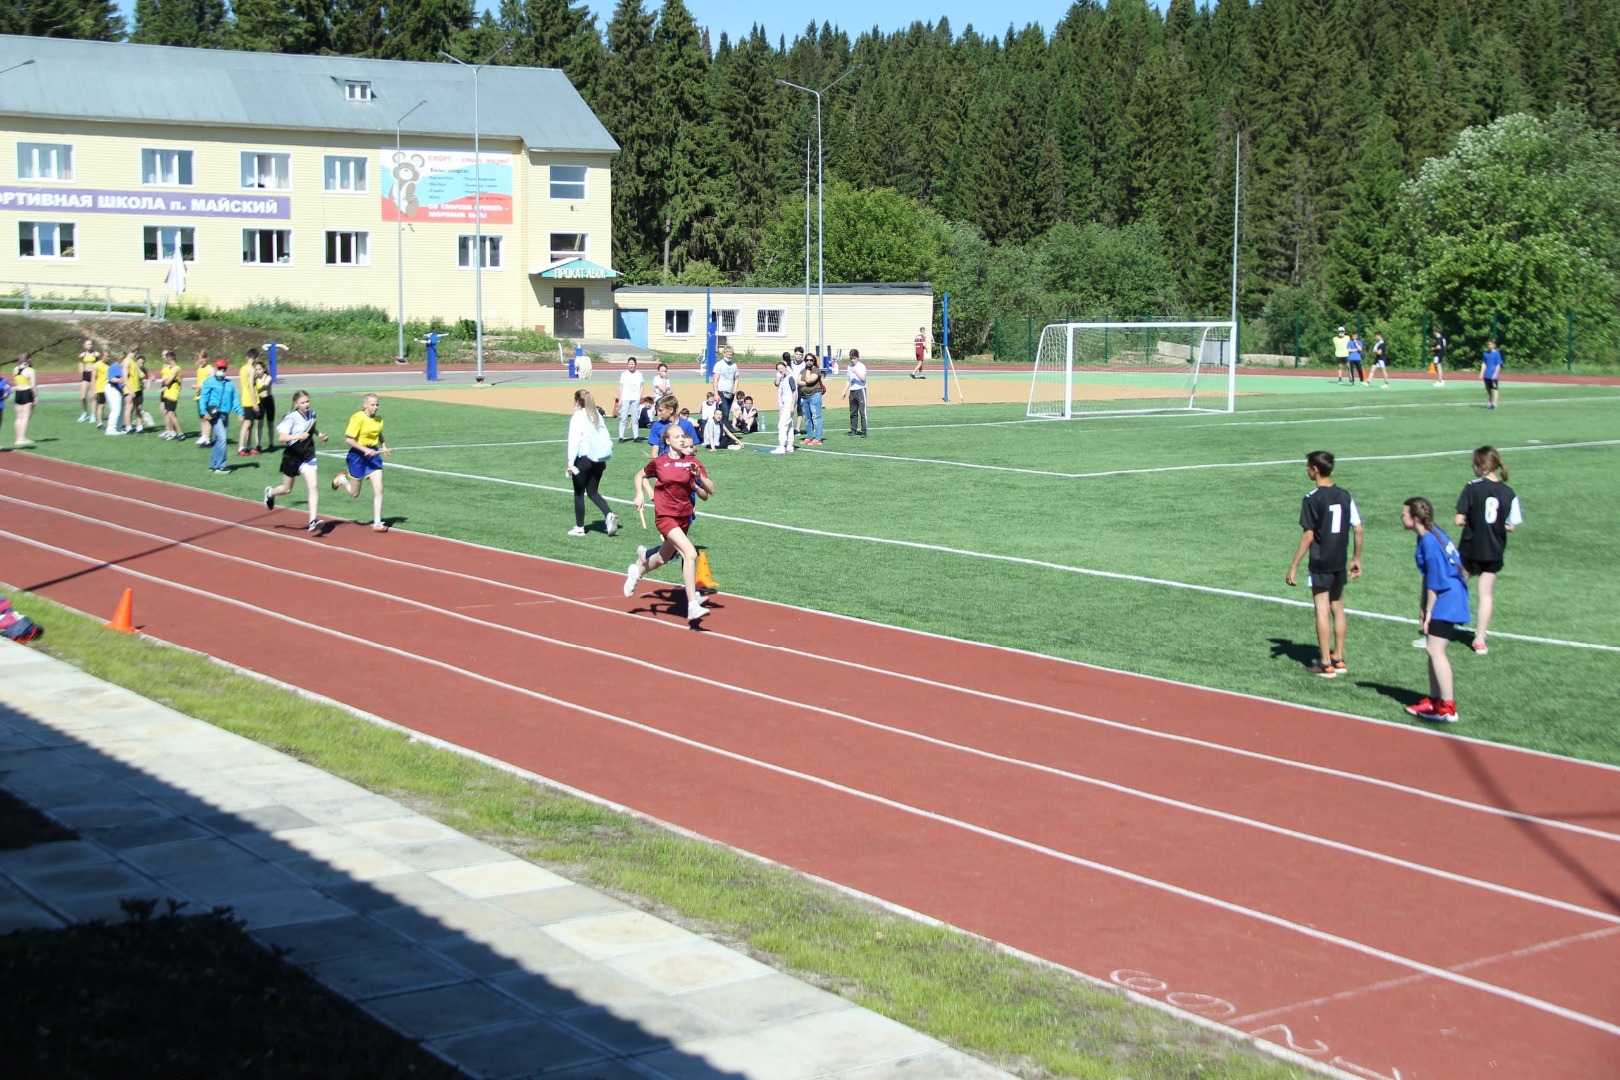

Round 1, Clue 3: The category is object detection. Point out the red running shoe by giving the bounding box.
[1404,697,1435,717]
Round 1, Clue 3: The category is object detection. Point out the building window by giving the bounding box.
[757,309,785,335]
[665,309,692,336]
[325,231,369,266]
[343,80,373,101]
[324,155,367,192]
[143,226,194,262]
[141,148,193,186]
[17,142,73,181]
[18,221,74,258]
[548,232,587,263]
[241,152,291,190]
[714,309,738,334]
[242,229,291,264]
[549,165,586,200]
[457,234,502,269]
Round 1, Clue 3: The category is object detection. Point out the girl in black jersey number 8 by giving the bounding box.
[1454,446,1522,656]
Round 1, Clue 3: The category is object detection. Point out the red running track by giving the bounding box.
[3,454,1618,1080]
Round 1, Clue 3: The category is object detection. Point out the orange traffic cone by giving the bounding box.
[105,588,136,633]
[695,550,718,592]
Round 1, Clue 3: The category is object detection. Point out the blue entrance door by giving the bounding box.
[615,308,648,347]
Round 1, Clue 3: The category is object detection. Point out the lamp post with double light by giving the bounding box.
[774,66,857,360]
[394,98,427,364]
[439,41,510,384]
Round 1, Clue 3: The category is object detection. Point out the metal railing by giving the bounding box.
[0,280,154,317]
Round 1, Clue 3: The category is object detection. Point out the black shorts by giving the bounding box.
[1308,569,1347,591]
[281,450,315,478]
[243,405,261,421]
[80,370,92,383]
[1464,558,1503,576]
[13,389,34,406]
[1483,378,1499,392]
[1426,619,1458,641]
[162,399,177,413]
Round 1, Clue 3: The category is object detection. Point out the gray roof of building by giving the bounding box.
[0,36,617,154]
[614,282,934,296]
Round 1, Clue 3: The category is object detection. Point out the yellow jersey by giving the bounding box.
[78,349,98,373]
[194,363,209,398]
[345,411,384,447]
[160,363,182,402]
[92,358,109,393]
[12,365,33,392]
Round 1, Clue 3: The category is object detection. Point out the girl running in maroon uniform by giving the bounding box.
[623,426,716,626]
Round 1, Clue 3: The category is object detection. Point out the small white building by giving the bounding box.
[612,282,933,361]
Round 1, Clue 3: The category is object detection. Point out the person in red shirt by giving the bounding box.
[623,426,716,625]
[911,326,928,378]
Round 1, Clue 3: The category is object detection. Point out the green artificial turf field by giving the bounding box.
[17,372,1620,765]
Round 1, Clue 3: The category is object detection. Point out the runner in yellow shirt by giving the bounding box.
[77,338,98,422]
[159,350,185,440]
[237,348,261,456]
[331,393,392,532]
[91,352,110,428]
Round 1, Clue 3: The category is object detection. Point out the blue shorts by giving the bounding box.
[346,447,383,479]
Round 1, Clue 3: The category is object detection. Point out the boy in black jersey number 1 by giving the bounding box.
[1286,450,1365,678]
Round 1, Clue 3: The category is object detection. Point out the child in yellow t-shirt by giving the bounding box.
[159,350,184,440]
[193,350,212,445]
[77,338,98,421]
[91,353,110,427]
[237,352,261,456]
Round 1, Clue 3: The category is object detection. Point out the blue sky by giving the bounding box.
[585,1,1083,43]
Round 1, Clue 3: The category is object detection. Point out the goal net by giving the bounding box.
[1026,321,1237,418]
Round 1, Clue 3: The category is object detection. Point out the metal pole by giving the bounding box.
[441,42,508,385]
[1228,131,1241,411]
[395,99,427,364]
[815,90,823,359]
[804,136,811,350]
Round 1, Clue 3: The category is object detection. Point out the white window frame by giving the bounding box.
[141,148,194,187]
[343,80,373,101]
[548,231,587,263]
[549,165,586,200]
[242,228,292,265]
[17,141,74,181]
[457,234,502,269]
[756,308,785,336]
[325,230,369,266]
[714,309,738,334]
[240,151,292,191]
[143,225,195,263]
[18,220,75,259]
[665,309,693,336]
[323,155,367,193]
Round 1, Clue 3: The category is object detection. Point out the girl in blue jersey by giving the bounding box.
[1401,497,1471,723]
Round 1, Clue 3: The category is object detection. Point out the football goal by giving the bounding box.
[1026,321,1237,418]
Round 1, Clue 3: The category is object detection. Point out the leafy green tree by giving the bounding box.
[753,181,949,288]
[1399,111,1620,361]
[1034,219,1178,320]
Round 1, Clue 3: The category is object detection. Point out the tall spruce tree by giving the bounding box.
[130,0,226,46]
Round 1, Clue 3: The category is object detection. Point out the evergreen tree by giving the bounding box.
[229,0,330,53]
[597,0,660,275]
[499,0,603,96]
[130,0,226,46]
[380,0,475,62]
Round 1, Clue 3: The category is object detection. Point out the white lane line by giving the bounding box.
[389,439,567,451]
[11,492,1618,926]
[1229,925,1620,1025]
[6,468,1618,845]
[8,527,1620,1043]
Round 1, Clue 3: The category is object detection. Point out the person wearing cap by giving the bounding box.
[1332,326,1351,384]
[199,358,242,474]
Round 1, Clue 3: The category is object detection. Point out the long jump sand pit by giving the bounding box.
[384,373,1193,415]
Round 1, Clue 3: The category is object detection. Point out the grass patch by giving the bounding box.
[0,901,462,1079]
[6,586,1302,1079]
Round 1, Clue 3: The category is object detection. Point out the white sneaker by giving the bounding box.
[687,599,710,623]
[1411,637,1428,649]
[623,547,647,597]
[567,525,586,537]
[1433,381,1445,387]
[263,486,276,510]
[605,512,620,536]
[769,447,787,455]
[1381,383,1389,389]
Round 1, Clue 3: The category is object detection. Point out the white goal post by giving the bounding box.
[1026,320,1237,418]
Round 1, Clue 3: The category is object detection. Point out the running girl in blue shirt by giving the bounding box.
[1401,497,1471,723]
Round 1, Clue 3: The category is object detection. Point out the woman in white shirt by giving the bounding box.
[652,362,673,400]
[566,389,619,537]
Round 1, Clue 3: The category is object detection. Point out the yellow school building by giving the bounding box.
[0,35,620,339]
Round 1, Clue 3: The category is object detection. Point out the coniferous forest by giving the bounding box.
[7,0,1620,360]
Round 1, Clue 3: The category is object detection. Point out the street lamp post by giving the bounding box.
[439,41,510,385]
[0,59,36,77]
[775,66,856,360]
[395,98,427,364]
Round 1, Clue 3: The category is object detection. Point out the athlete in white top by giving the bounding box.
[616,359,645,441]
